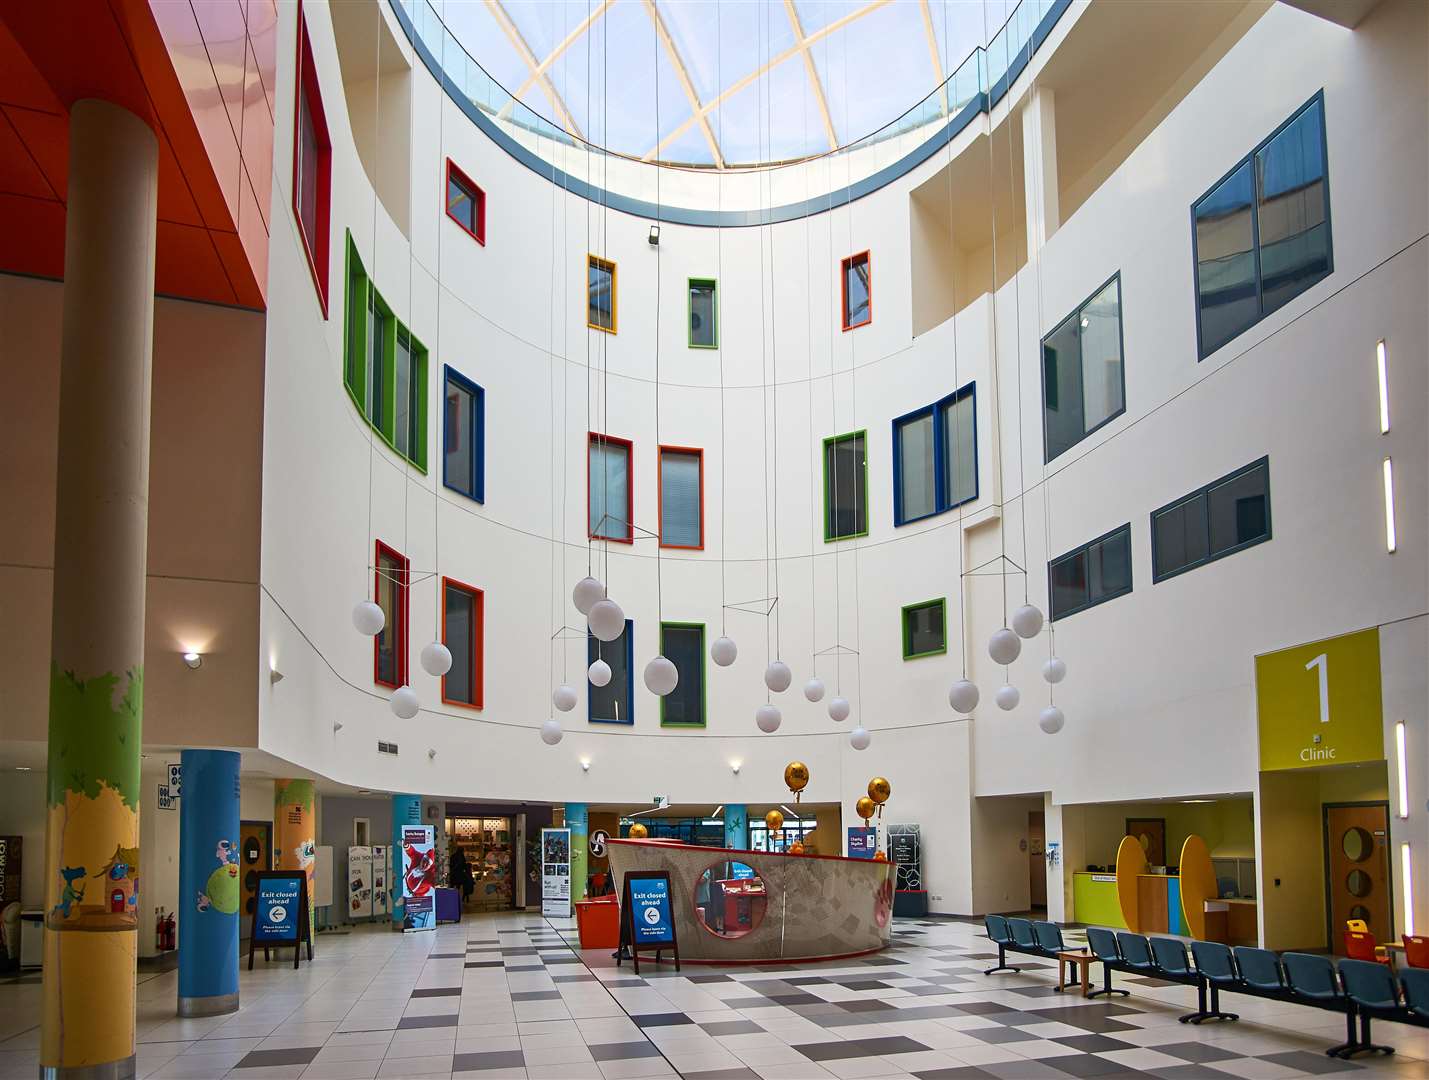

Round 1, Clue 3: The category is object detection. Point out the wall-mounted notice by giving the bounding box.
[541,828,572,917]
[846,827,877,859]
[400,825,436,932]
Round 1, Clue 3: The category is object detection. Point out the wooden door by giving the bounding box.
[238,821,271,938]
[1325,803,1391,948]
[1028,811,1046,907]
[1126,818,1166,865]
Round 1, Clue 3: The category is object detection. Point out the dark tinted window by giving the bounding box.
[661,624,704,726]
[447,172,475,233]
[843,252,870,328]
[588,620,632,724]
[1049,525,1132,621]
[588,257,615,330]
[443,583,476,705]
[1153,459,1270,580]
[689,280,716,347]
[1208,464,1270,555]
[1043,276,1124,462]
[443,369,483,502]
[902,600,945,658]
[825,432,867,540]
[1194,161,1258,357]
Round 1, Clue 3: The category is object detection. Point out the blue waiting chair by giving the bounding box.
[1151,937,1236,1024]
[1116,932,1158,974]
[1033,921,1066,956]
[1084,927,1129,998]
[1008,917,1040,952]
[1401,967,1429,1022]
[1233,947,1287,993]
[1282,953,1355,1058]
[983,915,1020,975]
[1337,958,1398,1058]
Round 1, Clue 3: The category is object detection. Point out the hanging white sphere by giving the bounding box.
[1042,657,1067,684]
[420,641,453,677]
[711,635,738,667]
[988,628,1022,666]
[643,655,679,696]
[1039,705,1066,734]
[587,598,625,642]
[1011,604,1045,639]
[572,576,605,616]
[849,725,872,751]
[588,658,612,687]
[390,685,419,719]
[755,704,782,733]
[948,678,980,713]
[352,600,385,636]
[803,677,826,702]
[551,685,578,712]
[828,696,851,723]
[995,684,1021,711]
[764,660,792,693]
[540,718,564,745]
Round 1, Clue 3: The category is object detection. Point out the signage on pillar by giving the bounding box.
[168,763,183,797]
[589,830,609,858]
[157,785,176,811]
[846,827,877,859]
[400,825,436,932]
[541,828,572,918]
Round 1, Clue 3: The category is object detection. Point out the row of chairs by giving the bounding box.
[983,915,1429,1059]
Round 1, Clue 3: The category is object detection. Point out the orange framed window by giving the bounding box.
[292,5,332,316]
[374,541,409,688]
[588,255,617,332]
[841,250,871,330]
[589,433,632,542]
[658,446,703,549]
[441,577,484,709]
[445,159,485,245]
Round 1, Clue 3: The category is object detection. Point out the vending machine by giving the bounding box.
[347,846,373,920]
[371,845,390,918]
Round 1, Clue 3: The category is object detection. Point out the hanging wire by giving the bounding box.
[757,0,773,696]
[716,0,728,637]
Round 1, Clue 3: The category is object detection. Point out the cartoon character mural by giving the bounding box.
[48,846,139,929]
[52,867,87,920]
[196,840,240,914]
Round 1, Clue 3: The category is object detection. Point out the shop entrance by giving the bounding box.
[238,820,270,937]
[1324,802,1392,946]
[449,816,514,912]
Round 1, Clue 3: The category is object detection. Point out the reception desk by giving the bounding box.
[606,838,896,963]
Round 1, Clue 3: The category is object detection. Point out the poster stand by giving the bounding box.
[247,871,313,970]
[617,869,679,974]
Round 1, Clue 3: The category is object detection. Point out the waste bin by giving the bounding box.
[575,897,619,949]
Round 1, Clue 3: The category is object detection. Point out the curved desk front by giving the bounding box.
[606,838,896,963]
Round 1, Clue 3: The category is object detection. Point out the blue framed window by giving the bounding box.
[1042,274,1124,462]
[588,619,633,724]
[1192,93,1331,360]
[1151,457,1271,582]
[443,366,484,503]
[892,382,977,526]
[1049,524,1132,622]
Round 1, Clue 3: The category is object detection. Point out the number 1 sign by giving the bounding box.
[1256,629,1384,771]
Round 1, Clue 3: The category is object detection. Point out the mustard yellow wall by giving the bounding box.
[1258,769,1328,951]
[1076,799,1254,868]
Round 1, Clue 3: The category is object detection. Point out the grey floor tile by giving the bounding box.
[453,1050,526,1071]
[236,1047,322,1069]
[589,1042,666,1062]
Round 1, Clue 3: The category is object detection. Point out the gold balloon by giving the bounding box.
[784,761,810,792]
[868,777,891,804]
[628,822,649,839]
[855,796,876,820]
[764,809,784,832]
[789,841,806,855]
[873,850,888,862]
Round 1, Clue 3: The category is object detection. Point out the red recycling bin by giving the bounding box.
[575,897,620,949]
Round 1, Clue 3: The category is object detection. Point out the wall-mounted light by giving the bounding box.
[428,748,437,760]
[1396,721,1410,819]
[1383,458,1397,553]
[648,224,660,246]
[1402,843,1415,937]
[581,758,591,772]
[183,651,202,670]
[1376,340,1390,434]
[730,761,741,775]
[333,721,344,734]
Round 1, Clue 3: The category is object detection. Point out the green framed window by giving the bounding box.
[660,622,705,727]
[901,598,946,660]
[823,430,868,541]
[343,232,428,470]
[688,278,717,348]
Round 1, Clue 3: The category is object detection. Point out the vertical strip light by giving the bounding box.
[1402,843,1415,937]
[1376,340,1390,433]
[1397,721,1410,819]
[1383,458,1397,553]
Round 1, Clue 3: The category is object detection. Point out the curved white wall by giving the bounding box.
[256,0,1427,916]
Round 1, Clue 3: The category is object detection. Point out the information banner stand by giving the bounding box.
[400,825,437,932]
[247,871,312,970]
[617,870,679,974]
[541,828,572,918]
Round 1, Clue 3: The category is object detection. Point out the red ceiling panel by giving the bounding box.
[0,109,54,199]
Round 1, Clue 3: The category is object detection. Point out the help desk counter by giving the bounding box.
[606,838,896,963]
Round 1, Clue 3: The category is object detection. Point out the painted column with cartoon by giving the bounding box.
[274,780,316,937]
[391,794,422,926]
[178,750,241,1016]
[40,99,158,1076]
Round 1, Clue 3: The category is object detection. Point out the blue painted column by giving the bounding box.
[177,749,241,1017]
[724,805,748,850]
[391,794,422,926]
[565,804,588,904]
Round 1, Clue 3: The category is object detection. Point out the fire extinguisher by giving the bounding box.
[155,908,164,951]
[164,910,177,951]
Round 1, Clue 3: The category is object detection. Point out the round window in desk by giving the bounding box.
[693,860,768,939]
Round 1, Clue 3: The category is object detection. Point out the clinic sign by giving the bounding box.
[1256,628,1384,771]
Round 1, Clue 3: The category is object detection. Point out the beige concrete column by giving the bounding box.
[41,98,158,1080]
[1022,85,1060,260]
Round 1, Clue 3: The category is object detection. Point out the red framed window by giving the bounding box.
[658,446,703,549]
[374,541,409,688]
[588,433,633,542]
[841,250,871,331]
[441,577,484,709]
[445,159,486,245]
[292,5,333,317]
